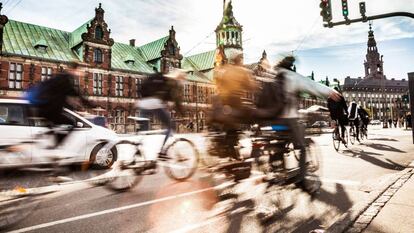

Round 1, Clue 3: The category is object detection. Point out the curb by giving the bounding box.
[326,161,414,233]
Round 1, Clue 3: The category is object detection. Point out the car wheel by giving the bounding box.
[90,143,117,169]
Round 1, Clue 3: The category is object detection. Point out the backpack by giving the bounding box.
[254,72,286,120]
[140,73,167,98]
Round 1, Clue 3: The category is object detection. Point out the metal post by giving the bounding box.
[408,74,414,144]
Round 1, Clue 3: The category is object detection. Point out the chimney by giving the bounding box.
[129,39,135,47]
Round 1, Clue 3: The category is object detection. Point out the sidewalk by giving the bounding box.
[327,165,414,233]
[363,173,414,233]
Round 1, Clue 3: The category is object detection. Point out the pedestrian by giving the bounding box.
[388,118,392,128]
[393,118,398,128]
[187,121,194,132]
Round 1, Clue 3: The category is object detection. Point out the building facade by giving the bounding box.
[0,1,327,133]
[342,24,409,121]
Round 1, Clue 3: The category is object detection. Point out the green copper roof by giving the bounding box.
[111,42,154,73]
[69,19,92,48]
[182,50,215,72]
[3,20,78,62]
[137,36,168,62]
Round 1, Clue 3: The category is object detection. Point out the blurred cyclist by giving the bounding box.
[136,69,185,159]
[25,62,93,148]
[266,56,341,194]
[211,48,257,159]
[348,101,361,142]
[328,87,349,144]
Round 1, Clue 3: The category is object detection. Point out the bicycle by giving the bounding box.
[0,132,199,229]
[249,123,322,222]
[332,120,348,151]
[349,121,357,144]
[96,134,200,191]
[360,123,368,140]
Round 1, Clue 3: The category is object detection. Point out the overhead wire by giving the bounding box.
[5,0,23,14]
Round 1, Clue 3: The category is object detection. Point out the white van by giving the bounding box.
[0,99,118,169]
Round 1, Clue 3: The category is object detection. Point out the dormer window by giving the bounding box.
[94,48,103,63]
[124,55,135,66]
[95,26,103,40]
[34,39,48,52]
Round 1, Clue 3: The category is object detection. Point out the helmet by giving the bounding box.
[276,56,295,70]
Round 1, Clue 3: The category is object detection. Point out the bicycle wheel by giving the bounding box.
[343,129,349,147]
[332,129,340,151]
[101,141,145,192]
[164,138,200,181]
[349,127,355,145]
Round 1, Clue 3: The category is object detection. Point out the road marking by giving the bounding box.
[7,175,265,233]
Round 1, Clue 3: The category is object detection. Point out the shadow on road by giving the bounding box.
[342,149,382,158]
[260,184,353,233]
[342,149,405,171]
[363,143,406,153]
[371,138,399,142]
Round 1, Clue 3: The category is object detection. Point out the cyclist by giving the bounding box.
[136,69,185,159]
[358,107,370,137]
[210,48,258,159]
[348,101,361,142]
[328,87,349,144]
[25,62,93,149]
[263,56,341,194]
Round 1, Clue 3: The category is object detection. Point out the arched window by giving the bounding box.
[94,48,103,63]
[95,26,103,40]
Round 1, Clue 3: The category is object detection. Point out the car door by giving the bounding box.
[59,111,89,162]
[0,103,32,166]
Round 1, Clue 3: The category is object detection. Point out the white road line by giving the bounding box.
[7,175,265,233]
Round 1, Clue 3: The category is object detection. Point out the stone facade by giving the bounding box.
[342,23,409,121]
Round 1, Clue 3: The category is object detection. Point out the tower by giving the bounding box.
[215,0,243,65]
[364,23,385,80]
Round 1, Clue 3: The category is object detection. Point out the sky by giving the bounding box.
[3,0,414,83]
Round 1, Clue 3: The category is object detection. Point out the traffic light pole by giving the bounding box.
[324,12,414,28]
[409,74,414,144]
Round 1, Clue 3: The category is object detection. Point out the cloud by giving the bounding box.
[3,0,414,81]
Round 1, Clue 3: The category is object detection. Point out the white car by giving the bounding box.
[0,99,119,169]
[370,120,381,125]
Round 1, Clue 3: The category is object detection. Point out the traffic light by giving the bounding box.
[342,0,349,17]
[359,2,366,17]
[320,0,332,22]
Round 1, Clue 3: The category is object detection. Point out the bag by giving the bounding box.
[254,72,286,119]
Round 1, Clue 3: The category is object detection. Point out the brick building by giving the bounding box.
[0,1,326,133]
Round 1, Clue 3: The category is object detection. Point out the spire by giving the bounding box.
[95,3,105,20]
[262,50,267,59]
[367,21,377,48]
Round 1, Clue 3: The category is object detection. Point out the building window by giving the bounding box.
[94,48,103,63]
[93,73,103,95]
[114,109,125,124]
[95,26,103,40]
[115,76,124,97]
[73,75,80,92]
[41,67,52,81]
[184,84,190,102]
[135,78,142,98]
[9,63,23,89]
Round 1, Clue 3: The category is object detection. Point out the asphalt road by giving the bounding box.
[2,126,413,233]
